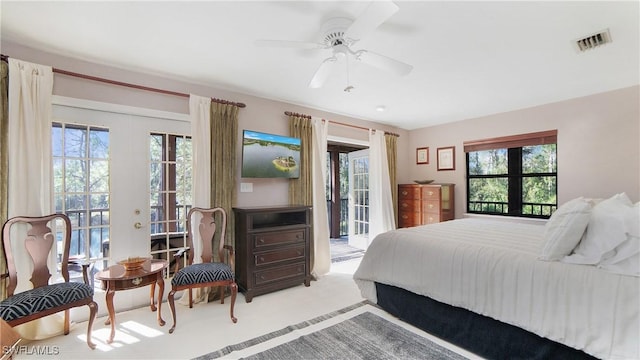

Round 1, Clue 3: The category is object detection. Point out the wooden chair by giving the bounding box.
[167,207,237,333]
[0,214,97,349]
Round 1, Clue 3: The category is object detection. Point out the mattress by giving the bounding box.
[353,218,640,360]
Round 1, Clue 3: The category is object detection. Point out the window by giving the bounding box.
[149,133,192,269]
[465,130,557,218]
[52,123,110,263]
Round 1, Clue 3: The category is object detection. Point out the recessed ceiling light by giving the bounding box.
[376,105,386,112]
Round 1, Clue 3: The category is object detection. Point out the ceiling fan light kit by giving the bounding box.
[256,1,413,90]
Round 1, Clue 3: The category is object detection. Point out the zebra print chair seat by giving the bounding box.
[167,207,237,334]
[0,214,98,349]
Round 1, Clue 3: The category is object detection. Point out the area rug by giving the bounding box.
[195,301,475,360]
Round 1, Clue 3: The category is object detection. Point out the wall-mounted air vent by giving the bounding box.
[575,29,611,52]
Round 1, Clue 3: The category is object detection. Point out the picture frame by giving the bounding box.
[437,146,455,171]
[416,147,429,164]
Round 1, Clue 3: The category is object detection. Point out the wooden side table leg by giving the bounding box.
[156,273,165,326]
[150,282,157,312]
[104,282,116,344]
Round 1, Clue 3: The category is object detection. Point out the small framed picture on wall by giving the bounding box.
[416,147,429,164]
[437,146,455,171]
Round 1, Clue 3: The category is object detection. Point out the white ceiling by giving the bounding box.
[1,1,638,130]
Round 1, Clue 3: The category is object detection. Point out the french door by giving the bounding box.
[52,98,189,311]
[347,149,370,249]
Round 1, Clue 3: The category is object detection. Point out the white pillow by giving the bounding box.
[598,202,640,276]
[539,197,593,261]
[563,193,633,265]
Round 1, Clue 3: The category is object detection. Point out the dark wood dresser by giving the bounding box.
[233,205,312,302]
[398,183,455,228]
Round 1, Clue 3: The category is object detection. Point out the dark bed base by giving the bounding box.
[375,283,597,360]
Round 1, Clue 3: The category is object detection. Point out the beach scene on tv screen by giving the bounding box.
[242,130,301,178]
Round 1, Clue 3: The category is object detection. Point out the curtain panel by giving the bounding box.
[288,115,319,275]
[7,58,59,340]
[385,133,398,226]
[288,116,312,206]
[310,118,330,277]
[210,102,239,263]
[185,94,212,305]
[0,60,8,301]
[368,130,396,243]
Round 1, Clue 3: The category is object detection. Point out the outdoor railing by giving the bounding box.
[468,201,556,218]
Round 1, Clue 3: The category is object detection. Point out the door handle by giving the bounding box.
[134,222,142,229]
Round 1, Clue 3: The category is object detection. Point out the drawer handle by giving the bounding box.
[401,191,408,196]
[401,203,407,208]
[428,204,434,209]
[259,256,265,262]
[297,250,302,256]
[427,191,434,196]
[296,233,302,239]
[401,215,408,219]
[258,238,264,244]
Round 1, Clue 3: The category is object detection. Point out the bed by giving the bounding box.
[353,214,639,360]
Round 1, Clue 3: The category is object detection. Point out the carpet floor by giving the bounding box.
[197,302,482,360]
[330,238,365,263]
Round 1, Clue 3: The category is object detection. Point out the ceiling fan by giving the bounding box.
[255,1,413,90]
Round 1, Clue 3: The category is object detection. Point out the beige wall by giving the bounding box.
[2,41,407,208]
[405,85,640,218]
[4,41,637,215]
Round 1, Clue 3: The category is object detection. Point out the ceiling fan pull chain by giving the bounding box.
[344,56,354,92]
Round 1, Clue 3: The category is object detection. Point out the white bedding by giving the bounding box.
[353,218,640,360]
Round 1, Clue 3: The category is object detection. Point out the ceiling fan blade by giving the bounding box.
[344,1,399,41]
[356,50,413,76]
[309,57,338,88]
[254,39,326,50]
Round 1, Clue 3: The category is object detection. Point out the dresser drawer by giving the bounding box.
[253,229,305,248]
[424,213,441,224]
[398,186,421,200]
[254,246,305,267]
[421,187,440,200]
[254,263,306,286]
[399,199,421,212]
[423,200,440,213]
[399,211,421,227]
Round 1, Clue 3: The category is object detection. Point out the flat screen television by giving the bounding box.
[241,130,301,179]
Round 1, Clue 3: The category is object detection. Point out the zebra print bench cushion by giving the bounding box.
[172,262,234,287]
[0,282,94,322]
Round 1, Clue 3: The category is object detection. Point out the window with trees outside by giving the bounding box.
[52,123,110,264]
[149,133,192,272]
[465,130,558,218]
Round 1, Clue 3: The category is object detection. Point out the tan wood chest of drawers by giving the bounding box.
[233,205,311,302]
[398,183,455,228]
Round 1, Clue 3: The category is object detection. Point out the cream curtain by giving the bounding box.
[0,60,8,301]
[385,133,398,226]
[7,58,58,339]
[183,94,212,305]
[310,118,330,277]
[368,129,396,243]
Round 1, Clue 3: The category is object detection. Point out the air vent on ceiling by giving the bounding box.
[575,29,611,52]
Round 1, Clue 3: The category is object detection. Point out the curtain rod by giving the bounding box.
[284,111,399,137]
[1,54,246,108]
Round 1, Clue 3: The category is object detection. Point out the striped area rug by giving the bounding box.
[195,301,477,360]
